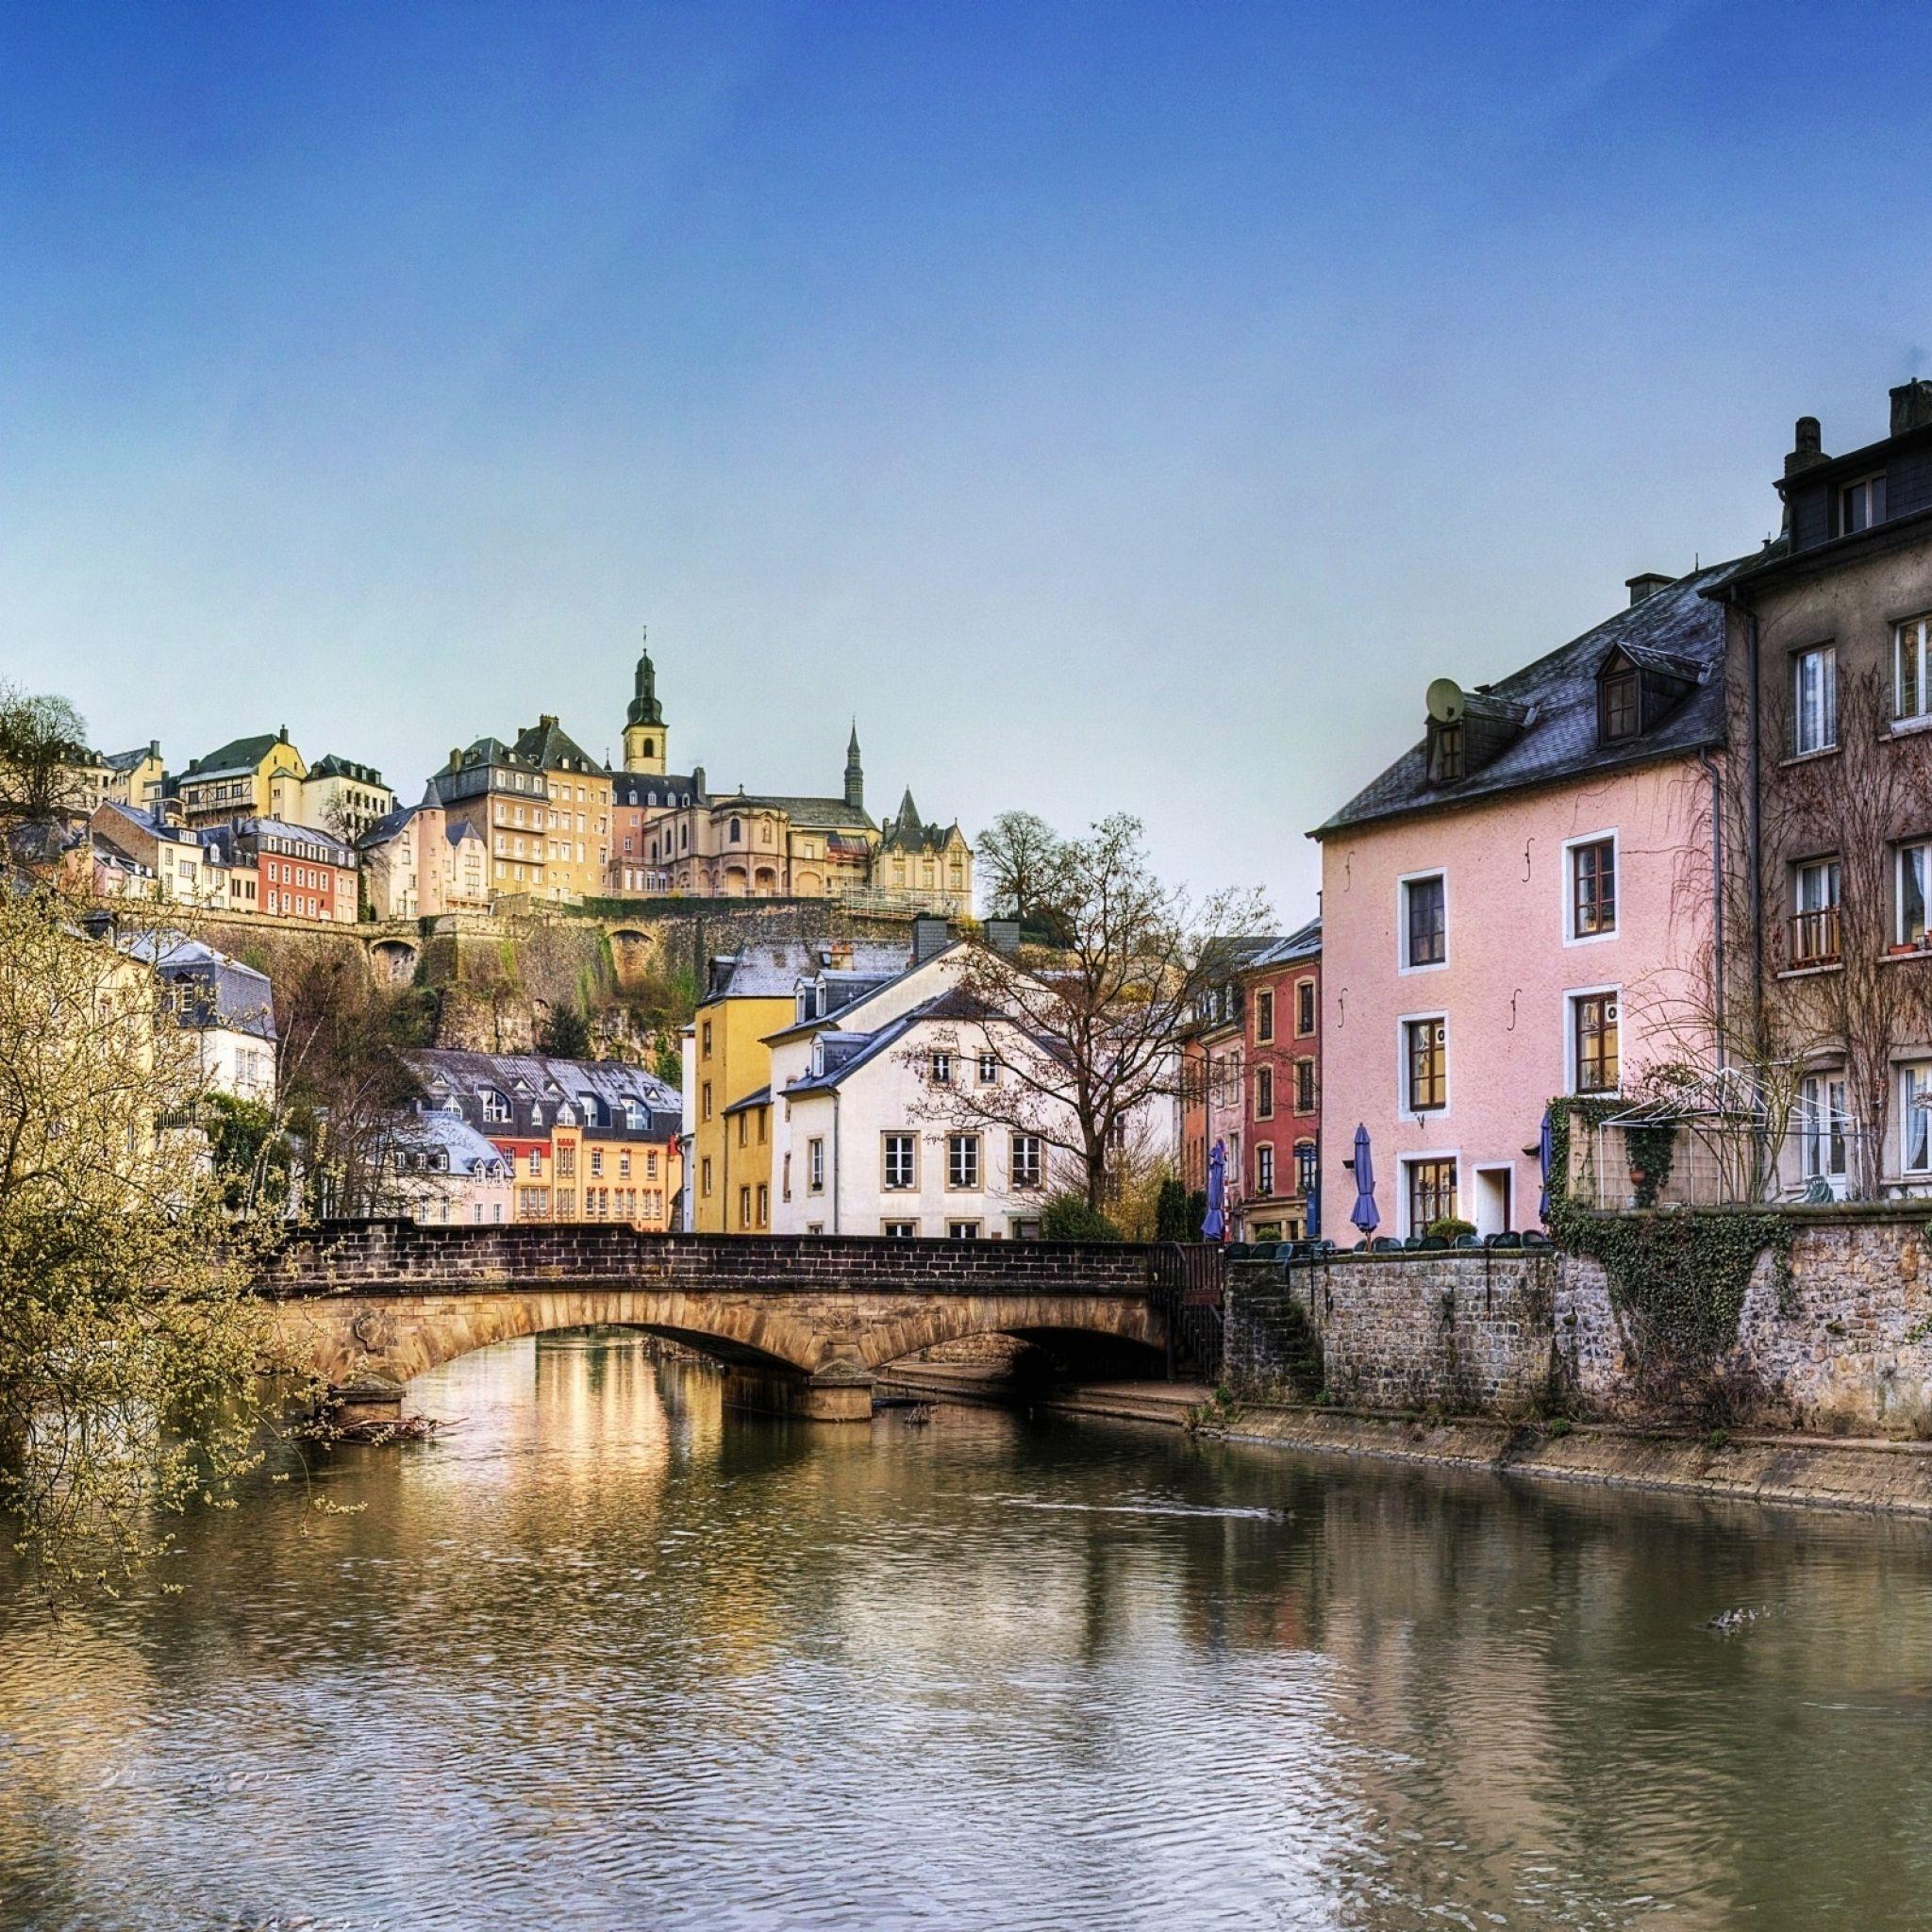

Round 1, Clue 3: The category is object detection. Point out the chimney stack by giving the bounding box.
[985,917,1022,957]
[1891,379,1932,437]
[911,913,950,965]
[1785,415,1827,480]
[1625,572,1674,605]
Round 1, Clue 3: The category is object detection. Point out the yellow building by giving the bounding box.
[512,715,613,903]
[172,728,308,827]
[684,938,909,1231]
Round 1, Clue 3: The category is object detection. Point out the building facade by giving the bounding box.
[124,931,278,1104]
[389,1111,514,1226]
[358,796,491,920]
[203,819,358,923]
[511,716,613,903]
[1316,563,1740,1238]
[1236,924,1324,1241]
[408,1049,682,1229]
[431,738,552,901]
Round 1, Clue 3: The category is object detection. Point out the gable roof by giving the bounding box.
[181,733,288,782]
[1317,557,1754,837]
[512,716,602,775]
[735,792,875,831]
[406,1048,680,1129]
[702,940,909,1003]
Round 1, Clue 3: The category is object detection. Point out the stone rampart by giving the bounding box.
[1227,1208,1932,1435]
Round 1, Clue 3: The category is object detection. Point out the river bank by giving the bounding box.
[881,1362,1932,1517]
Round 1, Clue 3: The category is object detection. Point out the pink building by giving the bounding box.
[1314,561,1747,1239]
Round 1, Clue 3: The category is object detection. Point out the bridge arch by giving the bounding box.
[858,1296,1166,1376]
[368,937,418,985]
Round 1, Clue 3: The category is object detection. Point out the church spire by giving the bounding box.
[622,625,668,775]
[843,719,864,813]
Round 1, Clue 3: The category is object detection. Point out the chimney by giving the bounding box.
[911,913,950,965]
[1891,379,1932,437]
[985,917,1022,957]
[1785,415,1828,480]
[1625,572,1674,605]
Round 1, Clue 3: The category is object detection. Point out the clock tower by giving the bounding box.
[622,632,668,775]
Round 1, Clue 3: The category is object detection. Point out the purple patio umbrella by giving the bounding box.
[1202,1139,1227,1241]
[1538,1106,1556,1224]
[1349,1123,1379,1236]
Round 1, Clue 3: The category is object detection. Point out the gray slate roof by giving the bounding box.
[735,792,875,830]
[1249,916,1323,969]
[407,1049,680,1131]
[1318,557,1753,836]
[704,940,909,1003]
[611,774,705,808]
[122,931,277,1041]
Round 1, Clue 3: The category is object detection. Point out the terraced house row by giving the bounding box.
[1313,377,1932,1233]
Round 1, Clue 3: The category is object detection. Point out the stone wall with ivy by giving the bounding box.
[1227,1208,1932,1435]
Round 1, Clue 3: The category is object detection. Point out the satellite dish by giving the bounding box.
[1425,677,1466,724]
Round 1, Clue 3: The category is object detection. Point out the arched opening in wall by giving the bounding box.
[753,867,778,896]
[870,1323,1167,1395]
[608,926,654,988]
[723,866,749,896]
[795,871,823,896]
[369,939,418,986]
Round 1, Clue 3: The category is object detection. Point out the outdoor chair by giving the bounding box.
[1485,1231,1524,1249]
[1418,1235,1449,1251]
[1370,1236,1403,1254]
[1226,1241,1253,1259]
[1522,1230,1554,1249]
[1453,1233,1483,1249]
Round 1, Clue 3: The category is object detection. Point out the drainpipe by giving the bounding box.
[1698,749,1726,1071]
[1743,602,1764,1028]
[831,1089,841,1234]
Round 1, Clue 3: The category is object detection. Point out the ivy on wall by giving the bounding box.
[1546,1100,1795,1373]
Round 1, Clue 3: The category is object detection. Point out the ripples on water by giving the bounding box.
[4,1332,1932,1930]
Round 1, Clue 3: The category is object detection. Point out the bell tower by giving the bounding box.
[623,629,668,774]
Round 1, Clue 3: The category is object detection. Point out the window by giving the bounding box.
[1572,992,1620,1094]
[701,1082,712,1122]
[1570,838,1617,939]
[929,1051,953,1086]
[1294,1058,1316,1113]
[756,1183,768,1227]
[700,1158,712,1197]
[1255,989,1274,1043]
[946,1134,981,1190]
[882,1220,917,1239]
[1010,1133,1042,1190]
[1404,1018,1446,1113]
[1598,655,1643,742]
[1406,1158,1457,1235]
[1790,858,1841,966]
[1793,646,1838,755]
[590,1149,603,1177]
[1295,1141,1318,1198]
[1295,979,1316,1037]
[737,1112,747,1148]
[1429,721,1464,783]
[1256,1065,1274,1119]
[781,1153,791,1200]
[701,1020,712,1058]
[482,1087,510,1124]
[1893,613,1932,725]
[976,1052,998,1085]
[1800,1073,1848,1183]
[947,1221,981,1240]
[1257,1144,1275,1196]
[618,1153,631,1178]
[526,1150,542,1177]
[808,1138,824,1192]
[1904,1064,1932,1175]
[1841,474,1887,536]
[1403,874,1446,969]
[1900,842,1932,948]
[883,1133,917,1191]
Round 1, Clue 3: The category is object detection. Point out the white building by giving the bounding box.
[122,931,278,1103]
[390,1110,514,1225]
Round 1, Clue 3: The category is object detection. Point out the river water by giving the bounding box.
[4,1334,1932,1930]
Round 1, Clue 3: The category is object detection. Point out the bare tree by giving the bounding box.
[974,810,1067,923]
[0,683,92,861]
[914,813,1269,1210]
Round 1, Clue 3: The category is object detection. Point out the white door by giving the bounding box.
[1474,1165,1513,1236]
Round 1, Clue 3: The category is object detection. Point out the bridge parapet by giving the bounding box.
[261,1222,1158,1300]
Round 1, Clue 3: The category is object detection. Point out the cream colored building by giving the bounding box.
[358,795,491,920]
[512,716,612,903]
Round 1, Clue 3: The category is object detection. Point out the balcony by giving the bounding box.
[1789,907,1841,969]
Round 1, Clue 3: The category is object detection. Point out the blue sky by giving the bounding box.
[3,1,1929,915]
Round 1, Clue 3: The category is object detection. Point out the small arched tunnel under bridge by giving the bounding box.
[278,1286,1169,1425]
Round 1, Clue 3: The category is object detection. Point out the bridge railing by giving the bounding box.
[1146,1243,1226,1383]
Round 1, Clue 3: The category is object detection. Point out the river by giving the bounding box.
[4,1332,1932,1930]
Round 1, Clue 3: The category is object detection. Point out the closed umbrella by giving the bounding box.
[1538,1106,1556,1223]
[1349,1124,1379,1236]
[1306,1140,1322,1241]
[1202,1140,1227,1241]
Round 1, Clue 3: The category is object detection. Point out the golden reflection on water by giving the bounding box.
[4,1331,1932,1930]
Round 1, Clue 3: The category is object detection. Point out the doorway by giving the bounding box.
[1474,1164,1513,1236]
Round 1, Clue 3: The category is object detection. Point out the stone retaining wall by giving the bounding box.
[1226,1207,1932,1435]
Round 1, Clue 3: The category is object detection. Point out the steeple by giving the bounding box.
[622,626,668,775]
[843,719,864,813]
[894,785,921,830]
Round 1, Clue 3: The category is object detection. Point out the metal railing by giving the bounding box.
[1789,907,1841,968]
[1147,1242,1225,1382]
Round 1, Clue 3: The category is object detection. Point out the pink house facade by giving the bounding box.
[1315,561,1748,1239]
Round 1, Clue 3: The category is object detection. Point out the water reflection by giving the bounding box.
[4,1331,1932,1929]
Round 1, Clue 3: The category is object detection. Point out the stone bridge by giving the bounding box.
[262,1223,1172,1422]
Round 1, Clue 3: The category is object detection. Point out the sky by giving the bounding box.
[4,0,1931,919]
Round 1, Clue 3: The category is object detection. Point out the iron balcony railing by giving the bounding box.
[1790,907,1841,968]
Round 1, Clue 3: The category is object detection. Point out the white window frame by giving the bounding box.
[1009,1133,1043,1191]
[881,1219,918,1239]
[808,1137,825,1193]
[1895,615,1932,724]
[1565,983,1622,1097]
[1902,1063,1932,1176]
[1396,1010,1449,1119]
[1792,644,1838,756]
[975,1051,999,1086]
[1841,473,1887,536]
[882,1131,917,1192]
[1798,1071,1849,1185]
[1562,828,1619,945]
[929,1051,953,1086]
[1397,869,1449,974]
[946,1133,981,1191]
[946,1220,982,1240]
[1256,1143,1274,1197]
[1898,841,1932,948]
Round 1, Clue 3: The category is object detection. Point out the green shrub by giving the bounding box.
[1425,1216,1477,1243]
[1041,1192,1123,1241]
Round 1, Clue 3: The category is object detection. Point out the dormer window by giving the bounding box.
[1427,721,1464,783]
[1600,663,1641,742]
[1840,474,1887,536]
